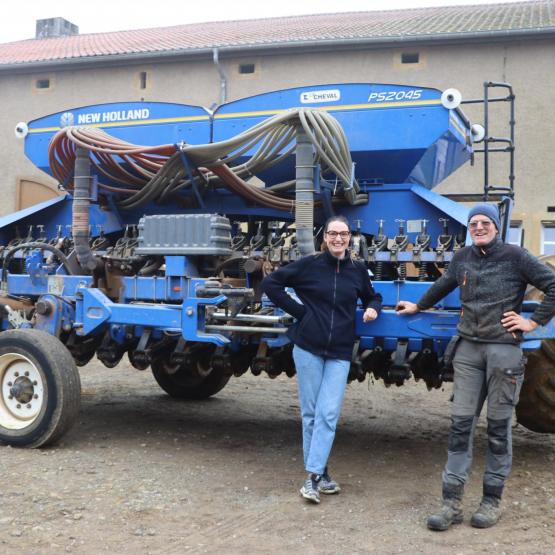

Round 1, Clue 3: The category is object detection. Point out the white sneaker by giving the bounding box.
[318,468,341,494]
[300,474,321,503]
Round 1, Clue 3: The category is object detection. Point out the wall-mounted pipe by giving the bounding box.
[212,48,227,105]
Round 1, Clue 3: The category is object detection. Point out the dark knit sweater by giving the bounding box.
[262,250,382,360]
[417,238,555,343]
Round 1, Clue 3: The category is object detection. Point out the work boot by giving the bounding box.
[300,473,321,504]
[427,483,464,531]
[471,484,503,528]
[318,467,341,495]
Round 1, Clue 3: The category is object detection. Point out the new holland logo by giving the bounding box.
[60,108,152,127]
[60,112,75,128]
[300,90,341,104]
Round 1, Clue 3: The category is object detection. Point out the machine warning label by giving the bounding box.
[300,90,341,104]
[47,276,64,296]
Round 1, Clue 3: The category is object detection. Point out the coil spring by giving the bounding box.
[418,262,429,281]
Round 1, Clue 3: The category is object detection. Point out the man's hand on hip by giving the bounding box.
[501,311,539,333]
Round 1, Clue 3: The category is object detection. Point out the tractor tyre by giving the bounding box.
[516,339,555,433]
[151,351,230,400]
[0,329,81,447]
[515,254,555,433]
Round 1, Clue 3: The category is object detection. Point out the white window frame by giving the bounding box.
[541,222,555,255]
[508,221,523,247]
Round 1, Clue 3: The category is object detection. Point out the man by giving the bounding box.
[396,203,555,530]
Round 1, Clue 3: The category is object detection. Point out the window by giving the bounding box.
[394,50,426,69]
[34,75,54,91]
[139,71,147,90]
[541,222,555,255]
[508,223,523,247]
[401,52,419,64]
[238,63,255,75]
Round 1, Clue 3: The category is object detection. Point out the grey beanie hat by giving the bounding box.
[467,203,500,230]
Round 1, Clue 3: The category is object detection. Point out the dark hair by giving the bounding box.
[324,215,350,233]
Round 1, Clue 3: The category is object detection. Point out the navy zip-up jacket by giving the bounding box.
[262,250,382,360]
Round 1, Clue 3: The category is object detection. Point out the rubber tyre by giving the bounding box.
[516,339,555,433]
[516,254,555,433]
[151,355,230,400]
[0,329,81,448]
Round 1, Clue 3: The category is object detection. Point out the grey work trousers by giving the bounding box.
[442,338,525,493]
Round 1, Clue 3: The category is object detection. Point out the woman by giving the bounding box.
[262,216,382,504]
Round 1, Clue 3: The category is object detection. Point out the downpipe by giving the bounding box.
[295,126,315,256]
[212,48,227,105]
[73,147,98,272]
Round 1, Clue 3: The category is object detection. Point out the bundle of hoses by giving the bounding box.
[48,108,359,210]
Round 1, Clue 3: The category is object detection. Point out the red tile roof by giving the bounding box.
[1,1,554,66]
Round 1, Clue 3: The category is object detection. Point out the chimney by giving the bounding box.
[36,17,79,39]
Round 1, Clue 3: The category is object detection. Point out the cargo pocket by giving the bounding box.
[498,365,525,406]
[443,335,460,367]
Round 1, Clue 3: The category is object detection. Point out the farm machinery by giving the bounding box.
[1,82,554,447]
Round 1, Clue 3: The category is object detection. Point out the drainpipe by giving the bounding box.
[73,147,98,272]
[212,48,227,105]
[295,126,315,256]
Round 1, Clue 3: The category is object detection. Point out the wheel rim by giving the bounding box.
[195,355,212,379]
[0,353,45,430]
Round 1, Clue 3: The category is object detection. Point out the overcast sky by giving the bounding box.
[0,0,530,44]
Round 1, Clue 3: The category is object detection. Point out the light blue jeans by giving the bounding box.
[292,345,350,475]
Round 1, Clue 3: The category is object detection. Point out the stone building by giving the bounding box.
[0,1,554,253]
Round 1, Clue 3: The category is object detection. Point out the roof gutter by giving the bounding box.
[1,26,555,74]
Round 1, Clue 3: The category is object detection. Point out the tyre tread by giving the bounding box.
[151,356,230,400]
[0,329,81,448]
[517,340,555,433]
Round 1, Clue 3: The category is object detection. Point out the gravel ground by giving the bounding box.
[1,359,554,554]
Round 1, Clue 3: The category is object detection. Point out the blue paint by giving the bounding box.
[0,82,550,362]
[25,101,211,176]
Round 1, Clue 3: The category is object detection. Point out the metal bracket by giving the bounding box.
[182,295,229,345]
[391,339,409,369]
[177,148,205,209]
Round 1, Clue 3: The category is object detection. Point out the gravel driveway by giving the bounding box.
[1,359,554,554]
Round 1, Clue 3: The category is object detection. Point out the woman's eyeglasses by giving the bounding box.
[326,231,351,238]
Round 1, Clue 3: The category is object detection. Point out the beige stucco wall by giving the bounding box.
[0,37,553,252]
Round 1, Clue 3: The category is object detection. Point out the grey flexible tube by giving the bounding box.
[295,127,315,256]
[73,147,98,272]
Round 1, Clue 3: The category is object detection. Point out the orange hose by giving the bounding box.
[48,127,299,212]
